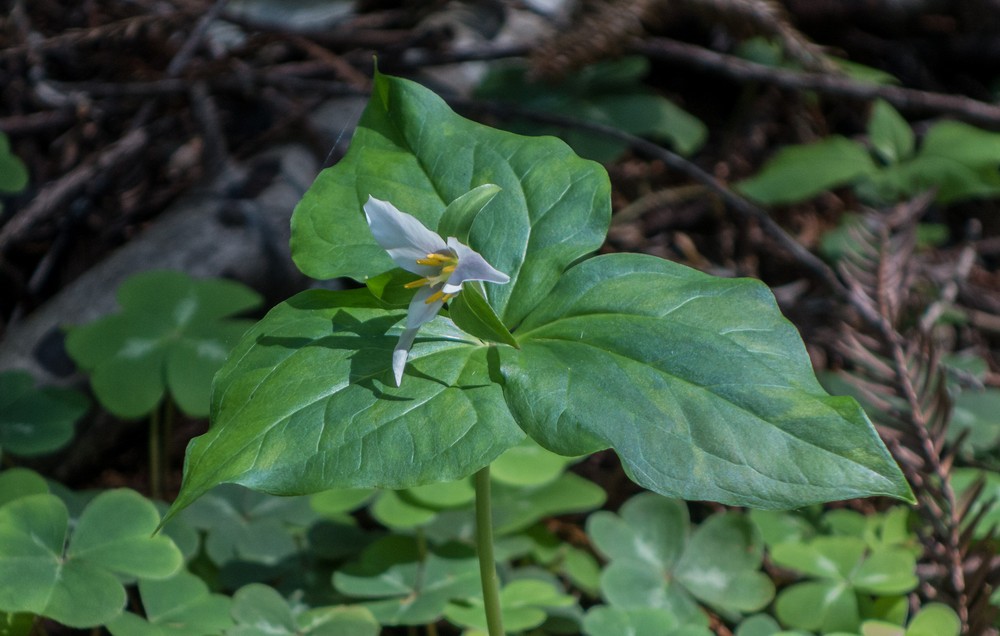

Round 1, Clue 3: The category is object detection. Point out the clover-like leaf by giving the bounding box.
[228,584,379,636]
[583,606,712,636]
[0,131,28,194]
[333,535,480,626]
[772,536,918,633]
[0,490,182,628]
[106,570,233,636]
[179,484,317,568]
[65,270,261,418]
[588,494,773,624]
[0,370,88,457]
[0,468,49,508]
[444,579,575,633]
[476,57,707,162]
[501,254,911,508]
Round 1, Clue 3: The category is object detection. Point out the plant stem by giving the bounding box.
[474,465,504,636]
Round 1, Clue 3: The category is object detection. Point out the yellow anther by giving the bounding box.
[424,290,457,305]
[416,253,458,267]
[441,265,456,274]
[404,278,429,289]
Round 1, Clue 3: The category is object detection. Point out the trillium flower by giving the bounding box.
[363,195,510,386]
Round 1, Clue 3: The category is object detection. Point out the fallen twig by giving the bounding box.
[633,37,1000,129]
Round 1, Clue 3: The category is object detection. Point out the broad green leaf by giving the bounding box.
[167,289,524,521]
[0,371,88,457]
[106,570,233,636]
[501,254,911,508]
[333,536,480,625]
[0,491,182,628]
[736,136,878,204]
[868,101,914,163]
[228,584,379,636]
[0,132,28,193]
[445,579,575,632]
[65,271,260,418]
[437,183,501,244]
[448,283,519,348]
[291,70,611,328]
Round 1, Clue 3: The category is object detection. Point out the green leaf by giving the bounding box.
[65,270,261,418]
[0,469,49,509]
[491,472,606,535]
[0,132,28,194]
[229,584,379,636]
[167,289,524,522]
[501,254,912,508]
[0,371,88,457]
[291,70,611,329]
[370,489,438,528]
[311,488,376,516]
[437,183,502,244]
[902,603,961,636]
[588,494,770,622]
[950,388,1000,454]
[444,579,575,632]
[448,282,519,348]
[333,536,480,625]
[490,437,576,487]
[775,580,858,633]
[583,606,712,636]
[868,101,914,164]
[106,570,233,636]
[475,58,707,162]
[179,484,317,567]
[736,136,878,204]
[0,490,182,628]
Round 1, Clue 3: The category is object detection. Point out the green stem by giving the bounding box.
[149,402,163,500]
[475,465,504,636]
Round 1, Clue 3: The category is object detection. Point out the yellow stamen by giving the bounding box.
[424,290,457,305]
[416,253,458,267]
[404,278,429,289]
[441,265,456,274]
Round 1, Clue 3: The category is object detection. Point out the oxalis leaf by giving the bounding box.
[500,254,912,508]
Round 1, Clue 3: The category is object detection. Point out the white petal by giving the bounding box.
[392,327,419,386]
[364,196,448,275]
[446,238,511,288]
[406,285,447,329]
